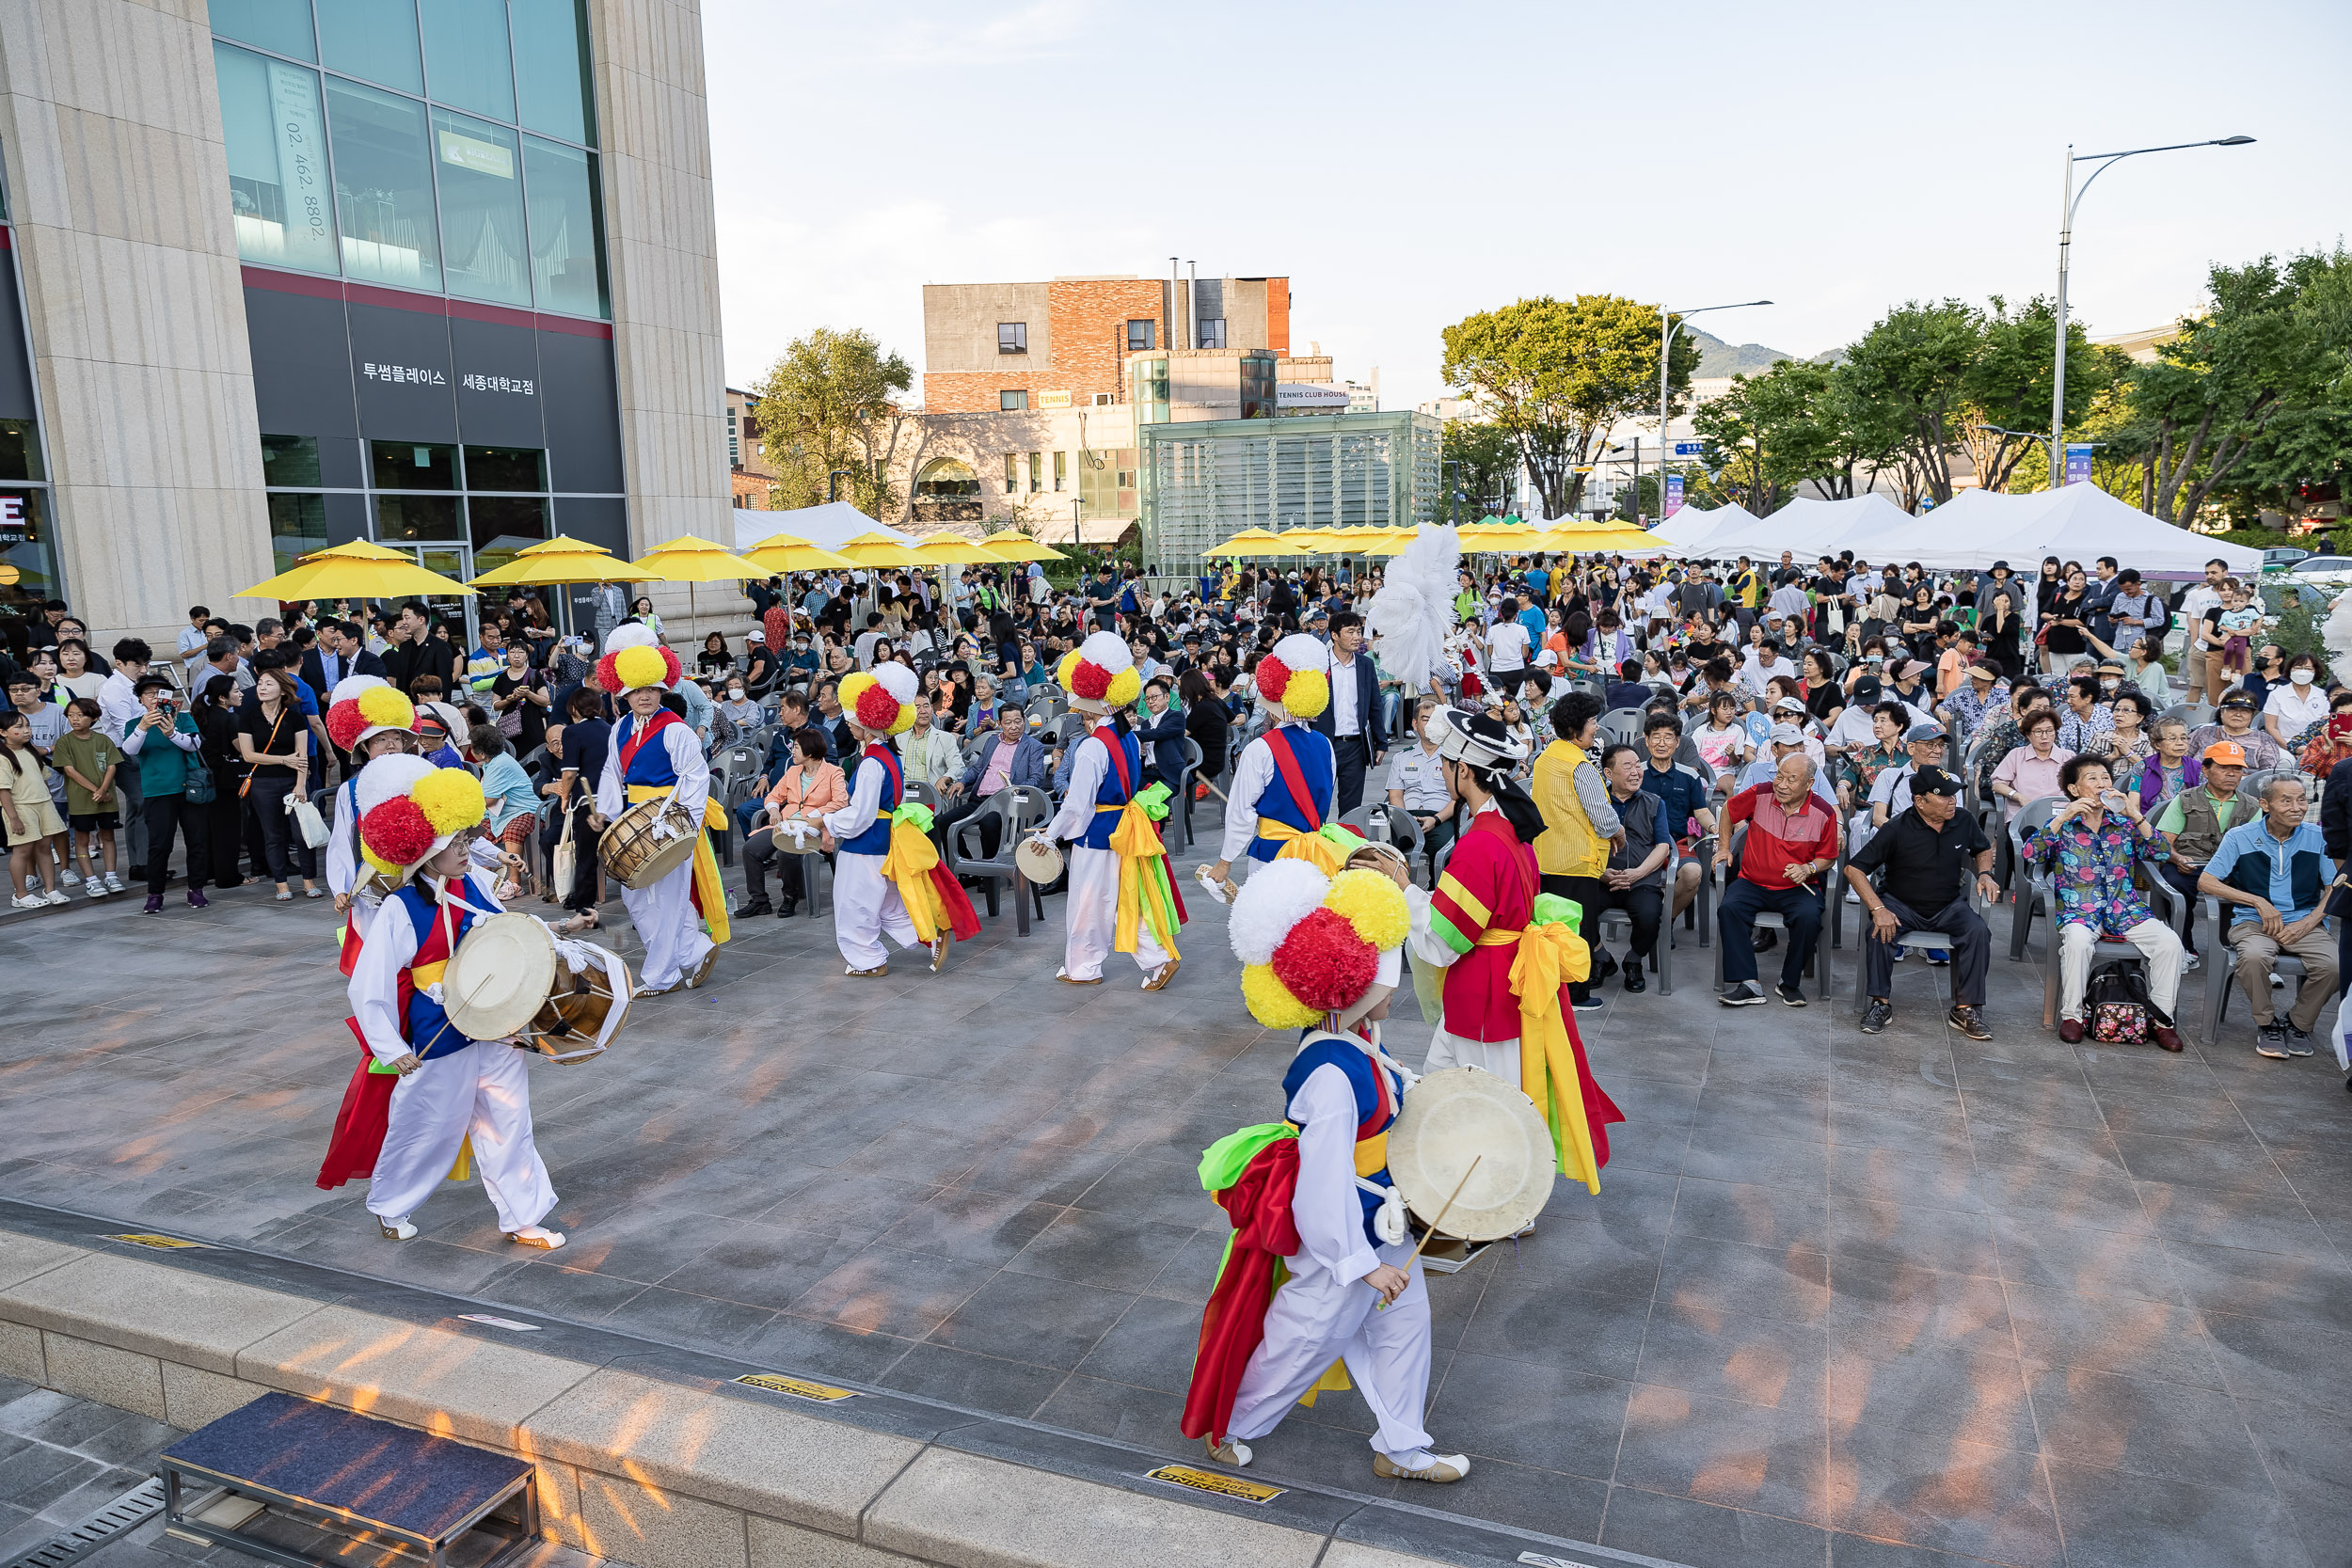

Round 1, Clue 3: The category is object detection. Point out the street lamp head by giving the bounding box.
[2214,135,2256,146]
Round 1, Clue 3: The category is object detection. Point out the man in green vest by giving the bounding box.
[2152,739,2252,970]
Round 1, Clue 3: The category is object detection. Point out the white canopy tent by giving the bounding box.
[1651,503,1760,553]
[1934,485,2261,578]
[730,501,915,553]
[1689,495,1917,562]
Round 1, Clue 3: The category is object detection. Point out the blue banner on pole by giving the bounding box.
[1663,473,1684,516]
[2064,444,2093,486]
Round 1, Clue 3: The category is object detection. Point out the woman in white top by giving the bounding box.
[2262,652,2330,747]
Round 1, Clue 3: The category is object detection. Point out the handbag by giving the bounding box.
[2085,957,2168,1043]
[289,791,330,848]
[183,754,216,804]
[550,799,578,904]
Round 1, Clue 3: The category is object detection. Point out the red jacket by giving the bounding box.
[1724,783,1839,891]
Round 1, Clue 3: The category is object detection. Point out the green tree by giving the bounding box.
[1439,295,1701,516]
[1956,294,2123,495]
[1691,359,1830,515]
[1841,299,1983,505]
[749,326,916,518]
[1439,419,1519,521]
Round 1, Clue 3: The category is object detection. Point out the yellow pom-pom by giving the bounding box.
[1105,667,1142,709]
[612,643,666,690]
[356,686,411,727]
[410,768,485,835]
[839,672,877,707]
[1322,868,1409,951]
[1056,648,1083,690]
[360,846,401,877]
[885,703,916,736]
[1242,962,1322,1029]
[1278,668,1328,721]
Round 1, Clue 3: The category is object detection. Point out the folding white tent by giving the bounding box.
[1652,503,1759,553]
[1945,485,2260,578]
[1692,495,1917,562]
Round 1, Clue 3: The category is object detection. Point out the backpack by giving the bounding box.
[2084,957,2169,1042]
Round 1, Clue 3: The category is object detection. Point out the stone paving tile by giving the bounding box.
[7,824,2352,1560]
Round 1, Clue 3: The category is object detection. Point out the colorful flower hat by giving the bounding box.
[838,659,919,736]
[1229,847,1411,1031]
[1054,630,1140,715]
[1254,632,1331,721]
[352,753,485,882]
[324,674,415,752]
[594,622,683,695]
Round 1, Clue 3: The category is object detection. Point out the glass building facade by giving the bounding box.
[0,168,57,612]
[1138,411,1441,575]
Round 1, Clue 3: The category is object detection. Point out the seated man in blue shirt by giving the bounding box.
[1638,711,1715,929]
[2200,773,2339,1058]
[938,702,1048,862]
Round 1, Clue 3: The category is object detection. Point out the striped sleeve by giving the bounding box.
[1430,839,1494,958]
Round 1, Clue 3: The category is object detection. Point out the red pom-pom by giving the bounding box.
[326,701,367,753]
[1255,654,1292,703]
[1269,908,1377,1011]
[659,646,684,687]
[1070,660,1112,701]
[593,652,625,695]
[853,683,900,731]
[358,797,437,867]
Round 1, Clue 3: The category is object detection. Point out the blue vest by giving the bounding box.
[617,712,681,788]
[1248,725,1334,862]
[1080,727,1145,851]
[841,745,900,856]
[391,876,492,1061]
[1281,1035,1402,1248]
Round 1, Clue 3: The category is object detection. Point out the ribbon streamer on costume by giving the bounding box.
[881,802,981,944]
[1255,818,1359,877]
[1480,892,1604,1193]
[1108,781,1184,960]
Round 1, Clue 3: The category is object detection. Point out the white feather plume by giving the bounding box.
[1366,523,1460,694]
[1227,858,1333,966]
[2325,592,2352,672]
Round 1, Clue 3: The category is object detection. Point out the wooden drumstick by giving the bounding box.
[1379,1156,1481,1309]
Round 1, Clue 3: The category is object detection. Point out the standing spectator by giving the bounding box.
[2022,754,2184,1046]
[1314,610,1384,813]
[470,724,541,894]
[98,639,154,868]
[51,640,106,705]
[121,674,210,911]
[1386,696,1455,884]
[1715,752,1840,1007]
[551,688,611,917]
[2201,774,2338,1059]
[1,707,68,908]
[1847,765,1997,1037]
[192,675,248,888]
[2174,559,2229,698]
[1136,676,1187,795]
[1531,692,1619,1012]
[176,605,213,689]
[490,641,552,756]
[52,697,124,895]
[1181,670,1230,792]
[235,667,319,900]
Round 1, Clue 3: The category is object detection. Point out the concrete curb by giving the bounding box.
[0,1223,1669,1568]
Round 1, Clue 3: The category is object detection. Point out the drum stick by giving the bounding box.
[1380,1155,1481,1309]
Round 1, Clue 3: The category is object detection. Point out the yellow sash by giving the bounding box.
[1476,922,1602,1193]
[1255,819,1350,877]
[1100,801,1183,960]
[878,816,956,944]
[625,784,731,947]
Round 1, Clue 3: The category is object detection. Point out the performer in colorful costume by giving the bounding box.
[1035,630,1184,988]
[1407,706,1623,1228]
[591,623,729,994]
[819,660,979,976]
[323,675,421,960]
[316,754,565,1249]
[1183,834,1468,1483]
[1201,633,1342,897]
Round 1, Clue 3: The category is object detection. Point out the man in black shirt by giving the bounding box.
[1587,743,1672,995]
[1843,765,1998,1039]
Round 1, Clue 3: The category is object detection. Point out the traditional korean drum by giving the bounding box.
[519,944,630,1065]
[1384,1067,1557,1243]
[1016,834,1064,884]
[438,913,558,1042]
[599,793,699,889]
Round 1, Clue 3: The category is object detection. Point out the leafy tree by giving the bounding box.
[749,326,916,518]
[1439,295,1701,516]
[1439,419,1520,522]
[1840,299,1980,506]
[1691,359,1832,515]
[1955,294,2122,495]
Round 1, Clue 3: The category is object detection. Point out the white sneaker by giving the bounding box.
[103,873,124,893]
[58,869,79,886]
[376,1216,418,1241]
[84,879,105,899]
[9,895,46,911]
[2184,951,2201,972]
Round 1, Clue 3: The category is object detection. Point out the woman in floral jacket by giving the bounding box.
[2020,752,2185,1049]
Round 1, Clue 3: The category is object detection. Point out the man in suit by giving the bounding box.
[303,619,386,699]
[1311,610,1386,816]
[1136,675,1187,795]
[936,701,1047,862]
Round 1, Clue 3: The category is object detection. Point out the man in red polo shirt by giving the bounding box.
[1716,752,1841,1006]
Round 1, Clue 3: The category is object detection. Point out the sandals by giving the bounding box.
[1142,958,1180,991]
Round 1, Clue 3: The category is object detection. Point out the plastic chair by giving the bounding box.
[2198,893,2319,1046]
[1339,802,1421,861]
[2005,798,2060,959]
[1852,862,1988,1015]
[1173,735,1203,847]
[1597,707,1645,747]
[1710,824,1832,998]
[944,784,1053,933]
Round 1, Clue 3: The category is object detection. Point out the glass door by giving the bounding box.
[406,543,478,651]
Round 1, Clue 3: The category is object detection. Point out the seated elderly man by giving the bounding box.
[937,701,1048,862]
[1586,742,1672,994]
[1845,765,1997,1039]
[1716,752,1841,1007]
[2201,773,2339,1060]
[1738,723,1838,810]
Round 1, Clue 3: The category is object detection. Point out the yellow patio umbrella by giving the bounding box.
[1205,527,1284,557]
[240,538,475,602]
[467,536,660,586]
[632,532,765,639]
[911,533,1013,564]
[739,531,858,574]
[830,531,930,568]
[980,531,1068,562]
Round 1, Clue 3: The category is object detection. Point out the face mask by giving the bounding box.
[2100,679,2119,693]
[2293,669,2314,687]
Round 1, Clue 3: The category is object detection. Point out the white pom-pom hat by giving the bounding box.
[1228,857,1333,966]
[1057,629,1140,714]
[1253,631,1332,721]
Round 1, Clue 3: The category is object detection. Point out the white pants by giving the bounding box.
[367,1037,556,1232]
[2057,918,2183,1022]
[834,850,917,970]
[1228,1238,1434,1458]
[1063,844,1168,980]
[622,861,710,990]
[1423,1029,1522,1090]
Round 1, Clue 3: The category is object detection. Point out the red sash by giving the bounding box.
[1262,728,1322,831]
[866,742,901,804]
[316,885,461,1190]
[1097,723,1131,799]
[618,707,679,771]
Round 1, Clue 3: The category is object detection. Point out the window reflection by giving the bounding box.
[434,110,531,307]
[521,137,607,318]
[326,78,440,289]
[371,440,458,491]
[217,42,340,276]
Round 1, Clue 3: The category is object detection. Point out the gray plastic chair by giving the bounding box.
[2198,893,2319,1046]
[943,784,1054,934]
[2005,797,2060,959]
[1852,862,1989,1015]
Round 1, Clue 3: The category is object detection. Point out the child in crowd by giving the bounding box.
[50,697,123,896]
[1,709,68,909]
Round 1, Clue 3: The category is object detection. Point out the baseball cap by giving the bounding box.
[1770,723,1804,745]
[2201,739,2248,766]
[1911,765,1962,797]
[1903,721,1947,745]
[1851,675,1884,703]
[746,629,764,643]
[1772,694,1806,714]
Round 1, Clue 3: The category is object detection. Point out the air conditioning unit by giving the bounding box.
[1092,393,1114,406]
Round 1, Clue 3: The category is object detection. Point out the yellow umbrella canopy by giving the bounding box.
[739,531,858,573]
[468,536,660,586]
[240,539,475,601]
[1204,527,1285,557]
[979,531,1068,562]
[911,533,1013,564]
[829,531,930,568]
[631,532,762,582]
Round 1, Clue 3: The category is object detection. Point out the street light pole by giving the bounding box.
[1658,299,1772,521]
[2048,135,2253,487]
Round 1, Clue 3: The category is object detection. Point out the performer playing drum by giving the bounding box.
[589,624,729,995]
[818,660,979,976]
[1035,631,1184,989]
[1200,633,1340,899]
[1184,833,1470,1485]
[316,755,567,1249]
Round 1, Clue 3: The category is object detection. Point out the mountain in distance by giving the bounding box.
[1689,328,1794,377]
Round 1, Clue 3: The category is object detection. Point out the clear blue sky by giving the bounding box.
[706,0,2352,410]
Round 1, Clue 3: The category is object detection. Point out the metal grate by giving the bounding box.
[3,1476,168,1568]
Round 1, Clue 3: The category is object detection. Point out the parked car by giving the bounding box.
[2262,546,2311,571]
[2283,555,2352,587]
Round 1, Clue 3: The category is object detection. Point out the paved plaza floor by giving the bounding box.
[3,817,2350,1568]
